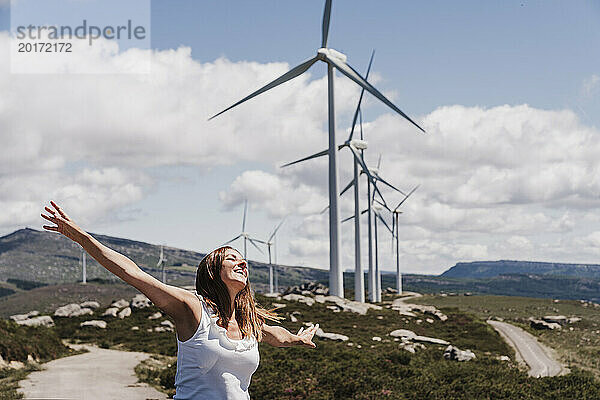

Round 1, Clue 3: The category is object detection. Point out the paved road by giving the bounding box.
[18,344,168,400]
[488,320,566,377]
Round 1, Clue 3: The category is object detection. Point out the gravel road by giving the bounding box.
[18,344,168,399]
[488,320,567,377]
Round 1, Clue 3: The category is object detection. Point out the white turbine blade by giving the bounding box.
[320,205,329,215]
[248,238,265,255]
[348,49,375,141]
[242,200,248,232]
[222,234,242,246]
[395,184,420,211]
[249,236,267,245]
[321,0,332,48]
[281,149,328,168]
[269,218,286,242]
[325,55,426,133]
[377,154,382,170]
[340,179,354,196]
[209,57,319,120]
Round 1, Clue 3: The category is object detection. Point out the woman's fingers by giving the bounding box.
[41,213,56,223]
[44,206,56,216]
[50,200,69,220]
[297,327,304,335]
[43,225,59,232]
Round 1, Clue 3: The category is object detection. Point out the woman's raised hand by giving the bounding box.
[296,323,319,348]
[41,201,85,244]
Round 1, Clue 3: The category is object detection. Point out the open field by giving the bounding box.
[414,294,600,377]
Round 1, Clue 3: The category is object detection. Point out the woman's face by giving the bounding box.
[219,248,248,294]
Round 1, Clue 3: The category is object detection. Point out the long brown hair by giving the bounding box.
[195,246,282,341]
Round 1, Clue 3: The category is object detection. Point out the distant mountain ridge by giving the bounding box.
[441,260,600,279]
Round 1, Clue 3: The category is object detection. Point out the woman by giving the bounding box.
[41,200,319,399]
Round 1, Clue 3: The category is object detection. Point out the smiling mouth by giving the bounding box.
[234,269,247,278]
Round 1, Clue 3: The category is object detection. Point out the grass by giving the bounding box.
[4,292,600,399]
[413,294,600,377]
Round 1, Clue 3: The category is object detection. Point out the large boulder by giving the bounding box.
[390,329,417,340]
[315,328,349,342]
[111,299,129,309]
[322,296,382,315]
[80,320,107,329]
[70,308,94,317]
[10,311,40,322]
[283,282,329,296]
[15,316,54,327]
[148,312,163,320]
[282,294,315,306]
[118,307,132,319]
[102,307,119,317]
[131,294,152,309]
[80,301,100,309]
[389,329,449,345]
[530,318,561,330]
[542,315,568,325]
[54,303,82,317]
[443,345,476,362]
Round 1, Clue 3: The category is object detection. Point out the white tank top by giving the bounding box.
[173,294,260,400]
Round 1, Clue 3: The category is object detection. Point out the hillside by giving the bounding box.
[0,228,327,292]
[442,260,600,279]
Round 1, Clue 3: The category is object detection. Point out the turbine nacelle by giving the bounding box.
[350,139,367,150]
[317,47,347,63]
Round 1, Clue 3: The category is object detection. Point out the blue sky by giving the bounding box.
[1,1,599,275]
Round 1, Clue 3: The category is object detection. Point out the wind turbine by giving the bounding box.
[157,244,167,283]
[391,185,419,295]
[210,0,425,298]
[265,219,285,294]
[222,200,265,260]
[80,247,86,284]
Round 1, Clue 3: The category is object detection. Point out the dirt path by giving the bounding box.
[488,320,567,377]
[18,344,168,400]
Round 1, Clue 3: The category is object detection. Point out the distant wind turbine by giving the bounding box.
[210,0,425,298]
[391,185,419,295]
[157,244,167,283]
[222,200,265,260]
[265,219,285,294]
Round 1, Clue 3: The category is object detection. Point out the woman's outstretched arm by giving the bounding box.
[41,201,199,328]
[262,323,319,348]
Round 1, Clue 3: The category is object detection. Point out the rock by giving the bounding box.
[80,301,100,309]
[271,303,286,309]
[323,296,382,315]
[530,318,561,330]
[15,316,54,327]
[443,345,476,362]
[161,320,175,329]
[426,318,434,324]
[80,320,107,329]
[70,308,94,317]
[148,312,163,320]
[390,329,448,345]
[9,360,25,369]
[283,281,329,296]
[314,295,326,304]
[263,293,281,299]
[131,294,152,309]
[282,294,315,306]
[390,329,417,340]
[289,313,298,323]
[377,316,384,320]
[315,328,348,341]
[10,310,40,322]
[384,287,397,294]
[498,355,511,362]
[131,326,139,331]
[54,303,82,317]
[102,307,119,317]
[118,307,132,319]
[372,336,382,342]
[542,315,568,325]
[111,299,129,309]
[567,317,582,324]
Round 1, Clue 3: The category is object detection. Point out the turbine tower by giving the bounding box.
[81,248,86,284]
[157,244,167,283]
[210,0,425,298]
[391,185,419,295]
[222,200,265,260]
[265,219,285,294]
